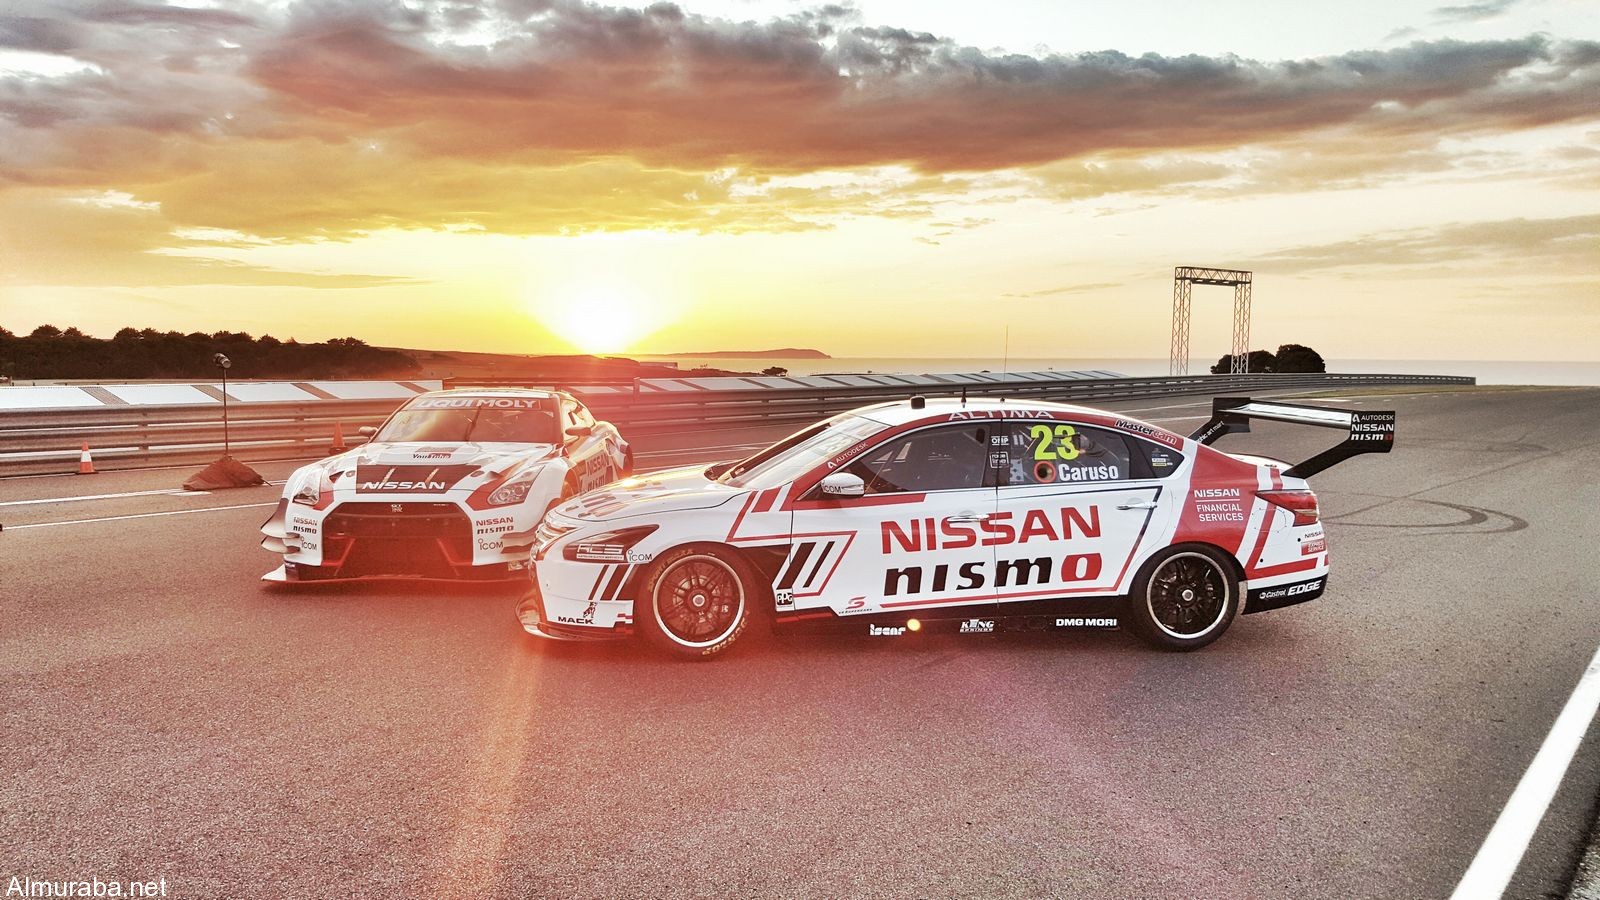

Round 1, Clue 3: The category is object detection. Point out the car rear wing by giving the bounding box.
[1189,397,1396,479]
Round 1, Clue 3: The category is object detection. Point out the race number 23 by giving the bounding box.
[1029,424,1080,461]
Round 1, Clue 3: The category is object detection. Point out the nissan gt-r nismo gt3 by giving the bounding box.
[518,395,1393,658]
[261,388,630,582]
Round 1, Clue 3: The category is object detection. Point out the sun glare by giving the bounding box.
[531,282,660,355]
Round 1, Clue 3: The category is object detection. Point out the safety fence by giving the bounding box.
[0,371,1474,476]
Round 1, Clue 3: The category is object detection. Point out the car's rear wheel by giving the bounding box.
[637,545,753,659]
[1128,546,1240,651]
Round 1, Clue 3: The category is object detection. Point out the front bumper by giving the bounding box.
[261,498,536,583]
[516,575,630,641]
[265,558,530,584]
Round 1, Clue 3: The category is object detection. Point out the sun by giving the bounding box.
[531,282,659,355]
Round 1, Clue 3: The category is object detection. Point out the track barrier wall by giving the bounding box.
[0,372,1475,476]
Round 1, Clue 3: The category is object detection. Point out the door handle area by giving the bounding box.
[944,513,991,524]
[1116,501,1160,510]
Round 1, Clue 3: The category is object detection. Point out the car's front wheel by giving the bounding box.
[637,545,753,659]
[1127,545,1241,651]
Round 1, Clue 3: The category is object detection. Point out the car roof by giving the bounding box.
[848,396,1144,427]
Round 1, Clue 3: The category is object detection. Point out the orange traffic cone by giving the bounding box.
[329,422,347,454]
[77,441,96,475]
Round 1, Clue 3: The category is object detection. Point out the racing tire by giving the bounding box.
[1126,545,1241,651]
[636,545,755,660]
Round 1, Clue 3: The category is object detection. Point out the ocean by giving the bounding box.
[636,356,1600,386]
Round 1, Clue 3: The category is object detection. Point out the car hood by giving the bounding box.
[553,464,742,522]
[316,441,559,494]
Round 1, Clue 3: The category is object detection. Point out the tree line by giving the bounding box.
[0,326,420,381]
[1210,343,1326,374]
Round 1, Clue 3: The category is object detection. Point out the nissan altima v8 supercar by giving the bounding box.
[261,388,630,582]
[517,395,1393,657]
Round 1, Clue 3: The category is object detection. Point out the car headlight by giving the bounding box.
[563,525,659,563]
[486,477,536,507]
[291,470,322,506]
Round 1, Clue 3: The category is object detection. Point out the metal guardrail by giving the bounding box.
[0,372,1474,476]
[0,400,400,475]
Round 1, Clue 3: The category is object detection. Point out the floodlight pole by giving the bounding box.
[214,353,233,457]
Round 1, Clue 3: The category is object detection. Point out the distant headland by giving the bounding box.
[0,325,802,382]
[654,348,831,359]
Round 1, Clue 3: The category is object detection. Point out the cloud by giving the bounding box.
[0,0,1597,248]
[0,188,418,287]
[143,143,959,236]
[4,3,1598,175]
[241,5,1600,172]
[1022,157,1235,201]
[1432,0,1521,24]
[1003,282,1122,298]
[1257,214,1600,273]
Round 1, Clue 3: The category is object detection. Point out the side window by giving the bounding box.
[998,421,1133,486]
[844,424,993,494]
[573,402,596,429]
[1129,437,1183,478]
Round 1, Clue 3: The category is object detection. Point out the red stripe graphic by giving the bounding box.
[1250,558,1322,579]
[1245,505,1276,573]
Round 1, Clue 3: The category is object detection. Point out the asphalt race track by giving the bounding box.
[2,386,1597,899]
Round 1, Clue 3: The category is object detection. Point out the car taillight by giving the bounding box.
[1257,490,1319,526]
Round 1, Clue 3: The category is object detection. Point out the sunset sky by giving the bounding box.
[1,0,1596,361]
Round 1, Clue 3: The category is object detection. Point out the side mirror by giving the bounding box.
[565,425,593,439]
[818,472,865,499]
[357,426,377,438]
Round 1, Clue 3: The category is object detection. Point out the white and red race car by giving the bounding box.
[518,395,1394,658]
[261,388,630,583]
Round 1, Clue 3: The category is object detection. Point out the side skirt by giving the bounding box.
[775,597,1127,636]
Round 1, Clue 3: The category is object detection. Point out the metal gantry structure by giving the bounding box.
[1169,266,1253,376]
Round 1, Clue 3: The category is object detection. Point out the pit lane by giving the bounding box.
[1,387,1596,898]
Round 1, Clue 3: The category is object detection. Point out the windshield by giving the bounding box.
[376,397,560,444]
[719,414,889,489]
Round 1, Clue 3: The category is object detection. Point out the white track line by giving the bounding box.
[0,487,210,507]
[1450,643,1600,899]
[0,481,285,508]
[3,502,277,530]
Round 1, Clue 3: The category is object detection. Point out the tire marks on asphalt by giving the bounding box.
[1321,495,1529,534]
